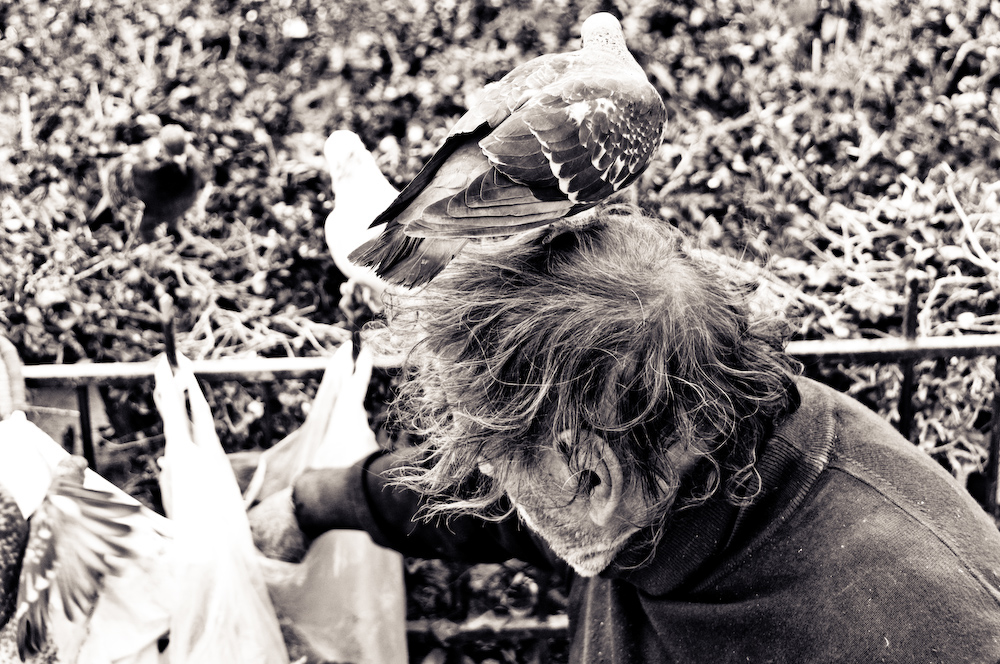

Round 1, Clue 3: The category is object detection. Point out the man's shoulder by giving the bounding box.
[798,376,976,514]
[791,377,1000,586]
[793,376,961,490]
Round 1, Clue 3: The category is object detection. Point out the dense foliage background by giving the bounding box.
[2,0,1000,661]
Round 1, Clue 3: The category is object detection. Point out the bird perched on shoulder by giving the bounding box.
[323,130,400,311]
[349,12,667,287]
[13,455,142,661]
[91,123,204,243]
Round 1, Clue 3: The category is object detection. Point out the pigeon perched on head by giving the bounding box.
[13,455,141,660]
[91,123,205,243]
[349,12,667,287]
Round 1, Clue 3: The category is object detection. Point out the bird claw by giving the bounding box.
[539,220,580,244]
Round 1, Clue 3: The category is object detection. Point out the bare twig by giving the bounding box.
[948,184,1000,272]
[19,92,35,151]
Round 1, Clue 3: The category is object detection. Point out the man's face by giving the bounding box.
[481,431,700,577]
[480,432,644,578]
[511,475,642,577]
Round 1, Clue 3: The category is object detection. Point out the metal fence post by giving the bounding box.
[76,385,97,469]
[897,272,921,441]
[986,356,1000,519]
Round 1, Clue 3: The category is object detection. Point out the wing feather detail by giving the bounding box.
[15,459,141,659]
[478,75,665,206]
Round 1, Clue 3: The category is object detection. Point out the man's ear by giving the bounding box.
[556,430,625,528]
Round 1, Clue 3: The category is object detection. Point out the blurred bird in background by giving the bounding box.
[349,12,667,287]
[12,455,142,661]
[90,123,205,248]
[323,130,400,316]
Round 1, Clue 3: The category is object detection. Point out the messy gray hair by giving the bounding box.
[379,206,799,524]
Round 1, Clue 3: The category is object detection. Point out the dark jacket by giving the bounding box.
[328,378,1000,662]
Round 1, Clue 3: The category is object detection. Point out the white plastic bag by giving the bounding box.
[250,344,408,664]
[241,345,356,508]
[154,356,288,664]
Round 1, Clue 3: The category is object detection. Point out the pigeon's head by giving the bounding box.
[159,124,189,158]
[581,13,630,59]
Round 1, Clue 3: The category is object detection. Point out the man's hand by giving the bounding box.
[290,467,359,542]
[248,464,365,562]
[247,486,308,563]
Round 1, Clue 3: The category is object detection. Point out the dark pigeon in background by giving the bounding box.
[92,123,204,243]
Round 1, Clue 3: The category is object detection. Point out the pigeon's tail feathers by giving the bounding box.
[369,124,491,230]
[349,225,466,287]
[105,160,136,207]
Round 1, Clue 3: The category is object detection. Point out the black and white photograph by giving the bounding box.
[1,0,1000,661]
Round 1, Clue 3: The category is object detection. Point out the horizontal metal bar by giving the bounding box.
[406,613,569,643]
[22,356,337,387]
[785,334,1000,362]
[19,334,1000,387]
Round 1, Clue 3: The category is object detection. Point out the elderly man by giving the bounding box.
[291,208,1000,662]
